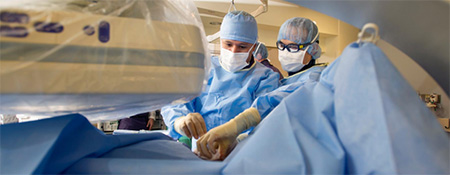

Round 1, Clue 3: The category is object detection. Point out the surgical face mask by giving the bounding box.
[220,44,254,72]
[278,46,309,72]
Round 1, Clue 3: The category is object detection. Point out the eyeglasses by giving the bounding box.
[276,41,311,53]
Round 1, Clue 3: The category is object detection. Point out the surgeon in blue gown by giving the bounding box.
[255,17,325,119]
[161,10,280,154]
[196,17,328,160]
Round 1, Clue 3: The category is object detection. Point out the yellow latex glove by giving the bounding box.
[196,108,260,160]
[174,113,207,139]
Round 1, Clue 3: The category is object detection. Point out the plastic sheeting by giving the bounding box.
[0,0,209,121]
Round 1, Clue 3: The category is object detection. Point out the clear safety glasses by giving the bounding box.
[276,41,311,53]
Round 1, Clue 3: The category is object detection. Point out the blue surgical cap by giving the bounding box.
[220,11,258,44]
[253,42,268,61]
[277,17,322,59]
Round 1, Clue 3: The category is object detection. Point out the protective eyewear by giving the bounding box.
[276,41,311,53]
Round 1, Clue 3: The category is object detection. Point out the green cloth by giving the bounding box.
[178,136,191,149]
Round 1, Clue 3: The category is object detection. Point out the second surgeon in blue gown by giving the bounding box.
[254,17,325,118]
[161,11,280,155]
[196,17,327,160]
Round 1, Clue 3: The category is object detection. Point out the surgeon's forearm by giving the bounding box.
[232,107,261,133]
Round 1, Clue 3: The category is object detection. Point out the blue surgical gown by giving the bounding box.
[251,65,326,119]
[161,56,280,141]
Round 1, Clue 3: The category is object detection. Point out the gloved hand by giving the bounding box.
[196,108,260,160]
[174,113,207,139]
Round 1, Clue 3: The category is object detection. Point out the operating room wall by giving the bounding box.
[264,47,284,77]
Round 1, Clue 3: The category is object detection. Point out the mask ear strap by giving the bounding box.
[304,45,313,55]
[310,32,319,44]
[254,42,262,54]
[248,41,259,55]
